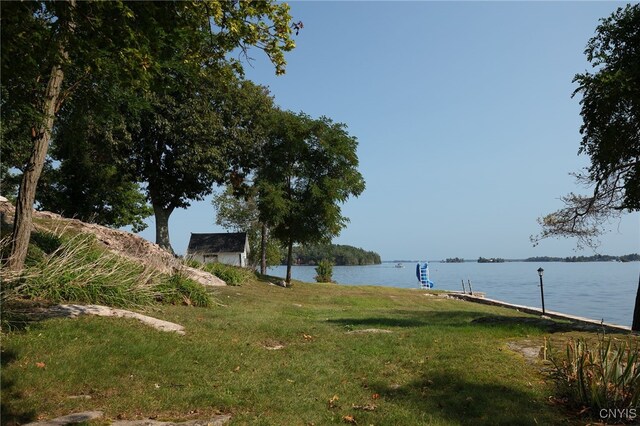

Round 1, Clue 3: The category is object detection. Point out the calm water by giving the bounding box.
[267,262,640,327]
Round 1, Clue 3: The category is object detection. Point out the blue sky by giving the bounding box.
[133,1,639,261]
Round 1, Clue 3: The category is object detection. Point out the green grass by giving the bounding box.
[3,277,619,425]
[1,231,213,315]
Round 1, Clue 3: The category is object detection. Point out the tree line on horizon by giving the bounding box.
[525,254,640,263]
[1,1,365,285]
[285,244,381,266]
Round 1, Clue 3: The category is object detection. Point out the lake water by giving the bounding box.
[267,262,640,327]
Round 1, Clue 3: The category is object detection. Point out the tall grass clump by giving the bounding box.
[156,273,211,307]
[314,259,333,282]
[2,233,161,308]
[548,337,640,418]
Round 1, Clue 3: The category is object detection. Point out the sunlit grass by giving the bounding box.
[1,277,600,425]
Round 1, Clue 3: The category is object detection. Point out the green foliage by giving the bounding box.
[1,0,298,260]
[190,260,252,286]
[2,233,160,308]
[314,259,333,283]
[256,110,366,281]
[28,231,62,255]
[574,4,640,212]
[477,257,505,263]
[212,187,282,269]
[548,337,640,418]
[290,243,381,266]
[156,273,211,307]
[534,5,640,250]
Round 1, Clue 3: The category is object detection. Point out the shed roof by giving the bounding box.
[187,232,247,254]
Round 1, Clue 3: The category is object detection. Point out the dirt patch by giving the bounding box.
[346,328,393,334]
[506,340,543,364]
[261,340,286,350]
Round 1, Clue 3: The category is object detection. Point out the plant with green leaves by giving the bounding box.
[256,110,365,284]
[314,259,334,283]
[533,4,640,331]
[212,186,282,273]
[2,0,298,269]
[547,337,640,417]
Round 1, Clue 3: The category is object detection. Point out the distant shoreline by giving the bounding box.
[384,255,640,264]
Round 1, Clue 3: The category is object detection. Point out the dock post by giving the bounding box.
[461,279,466,294]
[468,280,473,296]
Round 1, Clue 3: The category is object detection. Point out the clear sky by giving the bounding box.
[132,1,639,261]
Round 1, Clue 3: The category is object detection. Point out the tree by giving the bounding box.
[1,0,297,269]
[256,111,366,284]
[35,81,152,231]
[212,186,281,272]
[126,73,274,252]
[533,5,640,331]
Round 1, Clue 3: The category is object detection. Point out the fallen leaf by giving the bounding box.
[371,393,380,400]
[303,333,313,341]
[328,394,340,409]
[233,366,240,372]
[342,415,357,424]
[35,362,46,368]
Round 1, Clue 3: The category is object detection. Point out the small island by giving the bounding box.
[445,257,465,263]
[478,257,505,263]
[288,243,382,266]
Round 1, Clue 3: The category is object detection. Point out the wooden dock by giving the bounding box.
[447,293,634,334]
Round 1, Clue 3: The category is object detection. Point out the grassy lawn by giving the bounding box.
[2,277,602,425]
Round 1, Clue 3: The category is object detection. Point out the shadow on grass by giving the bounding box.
[372,371,558,425]
[1,349,37,426]
[328,310,620,334]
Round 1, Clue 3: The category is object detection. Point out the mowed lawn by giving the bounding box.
[2,278,582,425]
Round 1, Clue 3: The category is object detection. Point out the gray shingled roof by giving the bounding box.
[186,232,247,254]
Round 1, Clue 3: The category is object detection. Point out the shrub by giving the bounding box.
[314,259,334,283]
[548,337,640,419]
[198,262,251,286]
[156,273,211,307]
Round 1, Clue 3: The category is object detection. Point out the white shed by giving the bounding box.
[186,232,249,267]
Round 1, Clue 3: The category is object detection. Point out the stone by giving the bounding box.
[24,411,103,426]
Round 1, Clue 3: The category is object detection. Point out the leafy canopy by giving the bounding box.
[534,4,640,249]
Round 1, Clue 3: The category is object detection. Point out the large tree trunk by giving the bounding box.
[7,64,65,271]
[285,238,293,284]
[260,223,267,274]
[632,273,640,332]
[152,202,174,254]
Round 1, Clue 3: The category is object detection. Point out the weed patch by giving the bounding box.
[156,273,212,307]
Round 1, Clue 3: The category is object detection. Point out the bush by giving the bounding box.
[156,273,211,307]
[314,259,334,283]
[548,337,640,419]
[203,262,252,286]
